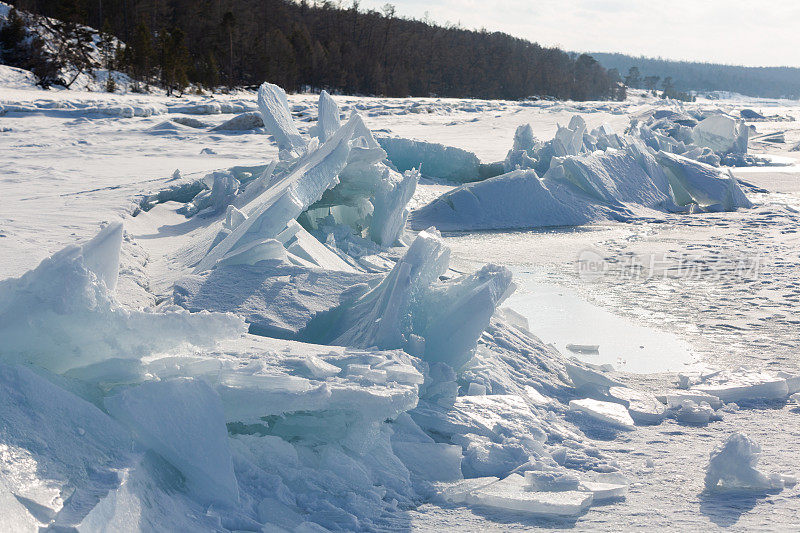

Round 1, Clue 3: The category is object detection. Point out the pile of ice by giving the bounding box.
[162,83,419,278]
[3,80,652,529]
[705,433,796,492]
[411,113,755,231]
[0,222,627,529]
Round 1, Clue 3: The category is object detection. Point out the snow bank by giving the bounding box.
[0,65,38,89]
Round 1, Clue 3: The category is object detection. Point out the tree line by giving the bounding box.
[592,52,800,100]
[4,0,625,101]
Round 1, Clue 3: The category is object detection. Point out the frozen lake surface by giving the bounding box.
[505,277,694,373]
[3,81,800,531]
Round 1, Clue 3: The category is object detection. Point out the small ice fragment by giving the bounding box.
[579,481,627,501]
[566,344,599,354]
[675,400,714,425]
[438,477,499,504]
[664,390,723,410]
[565,362,623,391]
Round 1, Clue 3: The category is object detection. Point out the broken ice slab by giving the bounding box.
[565,362,623,391]
[392,442,464,482]
[566,344,599,354]
[0,224,245,375]
[524,470,580,492]
[608,386,666,425]
[257,82,307,152]
[568,399,635,430]
[309,228,513,370]
[466,474,593,517]
[377,136,481,182]
[579,481,627,501]
[691,371,790,403]
[692,115,749,155]
[437,477,499,504]
[662,389,723,410]
[312,90,341,142]
[105,378,239,506]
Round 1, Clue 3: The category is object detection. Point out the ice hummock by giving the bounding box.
[0,224,245,374]
[177,95,418,275]
[705,433,792,492]
[411,113,754,232]
[303,228,514,370]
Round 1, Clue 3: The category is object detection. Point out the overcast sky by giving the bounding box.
[357,0,800,67]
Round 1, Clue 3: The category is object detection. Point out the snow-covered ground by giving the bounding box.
[2,82,800,531]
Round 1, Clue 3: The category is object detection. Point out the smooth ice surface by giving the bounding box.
[505,280,693,373]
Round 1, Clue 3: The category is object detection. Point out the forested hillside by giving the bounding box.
[592,52,800,99]
[3,0,623,100]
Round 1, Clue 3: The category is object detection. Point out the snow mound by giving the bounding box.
[705,433,791,492]
[210,111,264,131]
[0,65,38,89]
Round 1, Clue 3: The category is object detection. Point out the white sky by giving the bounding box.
[357,0,800,67]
